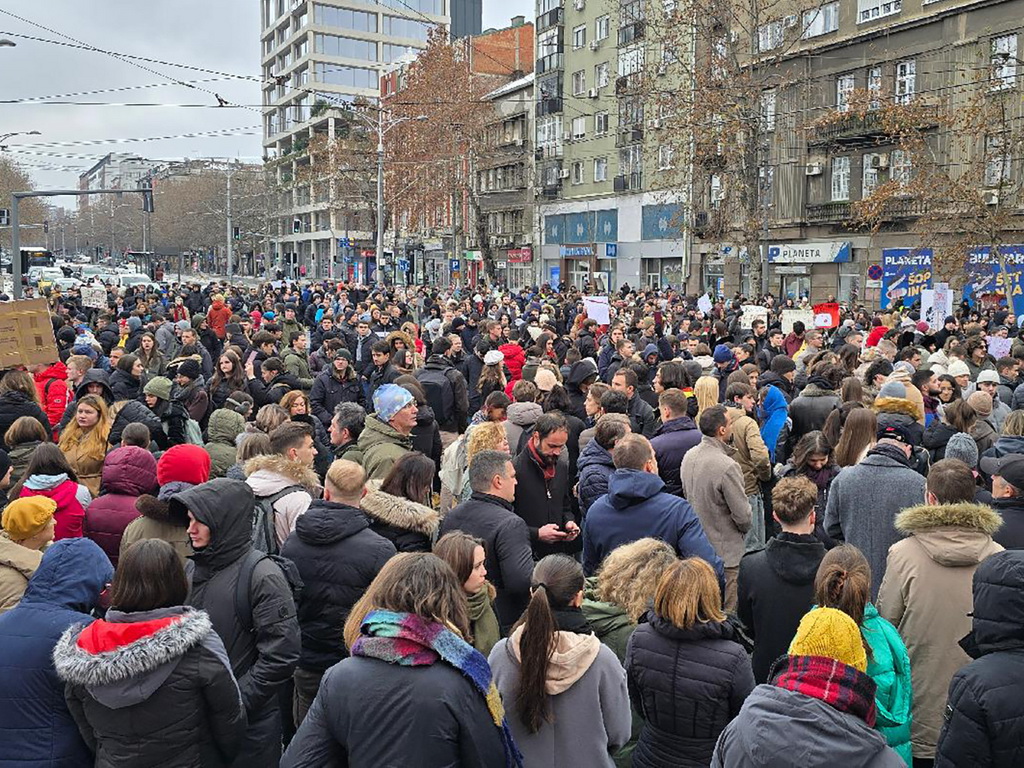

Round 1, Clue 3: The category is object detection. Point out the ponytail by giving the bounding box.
[813,545,873,660]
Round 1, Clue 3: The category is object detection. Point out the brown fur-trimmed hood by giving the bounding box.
[360,488,440,536]
[896,502,1003,535]
[386,330,415,352]
[873,396,922,419]
[243,454,320,493]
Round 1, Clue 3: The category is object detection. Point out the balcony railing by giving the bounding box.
[806,196,926,224]
[806,201,851,223]
[536,53,564,74]
[809,103,939,146]
[536,97,563,116]
[613,172,643,192]
[537,7,563,29]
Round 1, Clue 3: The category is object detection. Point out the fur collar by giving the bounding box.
[244,454,320,492]
[360,488,440,536]
[800,383,837,397]
[53,610,211,687]
[873,397,922,419]
[896,502,1003,535]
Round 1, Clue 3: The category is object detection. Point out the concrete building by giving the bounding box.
[78,154,158,210]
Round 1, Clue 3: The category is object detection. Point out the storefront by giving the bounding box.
[767,240,852,303]
[505,247,534,289]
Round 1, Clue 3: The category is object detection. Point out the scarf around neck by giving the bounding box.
[351,609,522,767]
[527,437,557,482]
[867,441,911,467]
[773,655,878,727]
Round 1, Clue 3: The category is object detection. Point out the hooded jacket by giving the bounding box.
[34,360,70,437]
[357,415,413,481]
[584,469,724,581]
[936,550,1024,767]
[359,488,440,552]
[309,366,365,428]
[759,384,790,463]
[281,500,395,672]
[0,538,113,767]
[57,368,115,433]
[0,532,42,613]
[84,446,158,566]
[990,495,1024,550]
[504,400,543,454]
[874,396,925,447]
[0,389,51,448]
[109,367,141,402]
[650,415,701,496]
[206,408,245,478]
[788,383,841,445]
[244,454,318,550]
[566,359,598,420]
[499,342,526,385]
[577,437,617,517]
[21,472,91,540]
[862,602,913,765]
[120,482,195,563]
[877,501,1003,759]
[737,532,826,683]
[207,299,233,340]
[107,398,165,448]
[55,607,246,768]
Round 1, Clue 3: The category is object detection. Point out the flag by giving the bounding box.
[813,302,840,329]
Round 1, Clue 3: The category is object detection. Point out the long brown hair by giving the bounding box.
[513,555,584,734]
[814,545,871,626]
[0,370,41,405]
[112,539,189,612]
[379,452,435,507]
[653,557,725,629]
[834,408,877,467]
[433,531,485,589]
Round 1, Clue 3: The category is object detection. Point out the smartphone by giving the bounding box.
[246,350,258,366]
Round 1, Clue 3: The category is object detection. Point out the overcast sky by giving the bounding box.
[1,0,530,198]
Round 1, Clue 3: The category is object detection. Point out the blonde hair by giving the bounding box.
[694,376,720,421]
[466,421,508,464]
[653,557,725,629]
[596,538,678,621]
[58,394,111,460]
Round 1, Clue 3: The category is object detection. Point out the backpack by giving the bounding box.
[417,366,456,425]
[234,548,304,632]
[184,418,204,446]
[251,483,305,556]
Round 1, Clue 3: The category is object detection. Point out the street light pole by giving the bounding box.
[375,112,385,290]
[226,171,233,280]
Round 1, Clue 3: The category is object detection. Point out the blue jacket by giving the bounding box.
[577,437,617,518]
[582,469,724,580]
[759,385,789,463]
[0,538,113,767]
[649,415,700,496]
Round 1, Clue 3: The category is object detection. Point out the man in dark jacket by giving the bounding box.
[576,417,629,517]
[576,319,599,361]
[415,337,469,446]
[737,475,826,683]
[757,354,796,403]
[248,356,302,408]
[565,358,599,422]
[177,478,301,768]
[650,388,701,496]
[310,351,365,428]
[712,344,739,402]
[757,328,786,372]
[512,412,580,558]
[984,453,1024,549]
[366,341,400,405]
[439,449,534,632]
[281,460,395,725]
[788,364,843,446]
[582,434,723,580]
[611,367,657,438]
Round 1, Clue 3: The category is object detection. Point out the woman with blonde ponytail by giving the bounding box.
[489,555,631,767]
[814,545,913,765]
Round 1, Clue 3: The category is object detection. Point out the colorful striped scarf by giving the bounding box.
[774,654,879,727]
[351,609,522,767]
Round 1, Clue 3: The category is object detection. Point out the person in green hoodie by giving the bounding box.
[815,544,913,766]
[205,408,245,478]
[582,537,679,768]
[434,531,500,656]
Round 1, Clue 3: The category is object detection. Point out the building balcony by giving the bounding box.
[809,104,939,147]
[613,172,643,192]
[536,53,564,74]
[541,182,562,199]
[536,97,563,116]
[537,7,563,30]
[617,20,645,46]
[806,196,926,224]
[615,127,644,147]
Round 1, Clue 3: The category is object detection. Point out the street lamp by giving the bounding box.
[0,130,41,151]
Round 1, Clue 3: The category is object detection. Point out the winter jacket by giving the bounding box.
[366,362,400,405]
[57,368,114,434]
[788,384,841,445]
[21,472,92,540]
[108,368,142,402]
[512,442,577,558]
[490,624,631,768]
[206,409,245,478]
[990,495,1024,550]
[681,436,752,568]
[107,398,165,448]
[725,405,772,496]
[0,538,113,768]
[823,449,927,598]
[583,469,724,581]
[359,488,440,552]
[415,354,470,433]
[877,501,1003,760]
[923,420,959,462]
[207,299,233,340]
[582,579,635,663]
[935,550,1024,768]
[0,389,51,448]
[504,400,543,454]
[55,606,246,768]
[177,480,300,767]
[281,500,395,672]
[356,415,413,481]
[577,437,616,517]
[873,396,925,447]
[650,415,701,496]
[60,431,106,498]
[411,402,443,476]
[83,446,158,566]
[8,440,37,487]
[0,532,42,613]
[244,455,318,550]
[626,612,755,767]
[626,393,658,439]
[566,359,598,420]
[737,532,825,683]
[119,483,193,563]
[759,385,789,463]
[34,361,70,438]
[499,342,526,384]
[281,651,507,768]
[309,369,364,428]
[862,602,914,765]
[438,492,534,633]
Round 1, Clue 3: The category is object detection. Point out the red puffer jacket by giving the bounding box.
[499,343,526,397]
[33,361,69,439]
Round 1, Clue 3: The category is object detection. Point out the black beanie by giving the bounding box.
[771,355,797,375]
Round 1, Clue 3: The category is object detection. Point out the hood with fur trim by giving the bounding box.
[244,453,320,495]
[385,330,415,352]
[360,488,440,537]
[873,396,922,420]
[895,502,1003,567]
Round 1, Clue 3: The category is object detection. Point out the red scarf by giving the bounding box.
[773,655,878,727]
[528,437,557,482]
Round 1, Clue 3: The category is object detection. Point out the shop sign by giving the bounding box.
[605,243,618,258]
[560,244,595,258]
[775,265,810,275]
[508,247,533,263]
[768,241,852,263]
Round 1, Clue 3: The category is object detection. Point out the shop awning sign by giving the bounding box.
[768,241,852,263]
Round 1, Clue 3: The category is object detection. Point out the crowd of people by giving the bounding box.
[2,278,1024,767]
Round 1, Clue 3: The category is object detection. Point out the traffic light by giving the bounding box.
[292,218,302,233]
[233,226,240,240]
[142,190,155,213]
[43,220,49,233]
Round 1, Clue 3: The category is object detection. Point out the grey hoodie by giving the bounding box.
[504,401,543,454]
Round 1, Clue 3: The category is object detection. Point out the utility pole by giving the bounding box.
[375,111,385,289]
[226,171,233,279]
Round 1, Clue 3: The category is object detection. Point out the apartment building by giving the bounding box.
[689,0,1024,305]
[78,154,158,210]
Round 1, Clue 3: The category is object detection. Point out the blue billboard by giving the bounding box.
[962,246,1024,317]
[881,248,932,309]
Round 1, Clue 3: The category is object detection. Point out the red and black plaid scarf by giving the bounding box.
[773,655,878,727]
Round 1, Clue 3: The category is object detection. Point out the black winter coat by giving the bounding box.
[788,384,841,445]
[367,362,400,406]
[936,551,1024,768]
[309,369,364,427]
[512,446,578,558]
[107,398,165,448]
[576,437,616,517]
[281,501,395,672]
[923,420,958,462]
[281,655,506,768]
[649,415,700,496]
[626,612,755,767]
[991,496,1024,550]
[108,369,141,402]
[411,403,443,477]
[0,389,51,446]
[737,532,825,683]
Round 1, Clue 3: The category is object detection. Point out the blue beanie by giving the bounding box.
[713,344,734,364]
[373,384,415,423]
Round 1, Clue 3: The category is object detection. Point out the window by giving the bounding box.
[537,29,560,57]
[891,149,911,186]
[895,59,915,104]
[836,73,855,111]
[658,144,675,170]
[761,89,776,131]
[857,0,901,23]
[313,5,378,32]
[571,116,586,139]
[572,24,587,49]
[710,174,724,207]
[314,62,379,88]
[992,35,1018,89]
[620,144,642,177]
[595,62,610,88]
[863,154,880,196]
[757,20,784,52]
[383,43,415,63]
[868,66,882,108]
[802,2,839,38]
[618,45,644,76]
[572,70,586,96]
[595,15,610,40]
[537,115,562,148]
[381,15,431,41]
[985,134,1010,186]
[594,157,608,182]
[571,161,585,185]
[595,111,610,134]
[831,156,851,200]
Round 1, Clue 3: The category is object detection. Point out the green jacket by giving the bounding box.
[864,602,914,766]
[283,349,314,390]
[281,318,304,346]
[205,409,244,479]
[358,416,413,480]
[334,439,364,467]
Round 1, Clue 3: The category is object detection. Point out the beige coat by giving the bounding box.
[680,435,752,568]
[725,406,772,496]
[0,534,42,613]
[60,434,105,497]
[877,502,1003,760]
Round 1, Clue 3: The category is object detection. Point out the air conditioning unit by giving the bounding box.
[805,163,823,176]
[587,88,598,98]
[783,14,797,27]
[983,190,1000,206]
[589,40,600,51]
[656,64,668,75]
[870,153,890,169]
[559,168,571,179]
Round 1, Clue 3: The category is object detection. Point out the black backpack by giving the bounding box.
[234,549,304,632]
[251,484,305,556]
[417,366,456,425]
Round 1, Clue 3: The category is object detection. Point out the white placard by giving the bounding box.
[80,286,108,309]
[697,293,713,315]
[583,296,610,325]
[920,289,937,330]
[741,305,768,328]
[781,309,815,335]
[987,335,1013,360]
[933,283,952,324]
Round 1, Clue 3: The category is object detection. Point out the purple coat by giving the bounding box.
[650,416,701,496]
[84,446,158,566]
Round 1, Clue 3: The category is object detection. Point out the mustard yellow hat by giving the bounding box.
[2,496,57,541]
[789,607,868,672]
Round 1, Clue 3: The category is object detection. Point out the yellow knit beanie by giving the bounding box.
[2,497,57,541]
[789,607,868,672]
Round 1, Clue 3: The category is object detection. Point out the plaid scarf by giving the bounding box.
[351,610,522,768]
[773,655,878,727]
